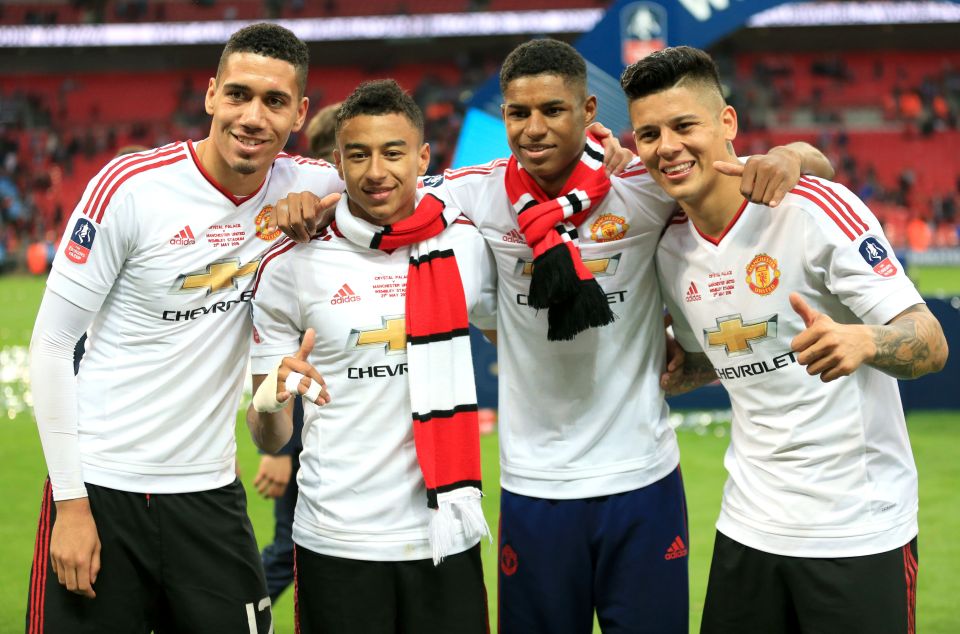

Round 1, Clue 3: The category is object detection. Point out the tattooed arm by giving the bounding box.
[790,293,948,382]
[663,349,717,397]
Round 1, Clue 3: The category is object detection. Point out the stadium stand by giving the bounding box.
[1,3,958,270]
[0,0,605,24]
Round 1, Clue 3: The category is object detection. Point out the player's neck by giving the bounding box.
[681,176,746,240]
[195,138,268,197]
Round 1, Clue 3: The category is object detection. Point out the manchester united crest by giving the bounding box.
[590,214,630,242]
[255,205,281,241]
[746,253,780,296]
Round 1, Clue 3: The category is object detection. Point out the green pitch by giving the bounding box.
[2,273,959,633]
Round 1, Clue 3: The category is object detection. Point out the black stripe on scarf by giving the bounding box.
[407,328,471,346]
[413,403,479,423]
[409,248,455,266]
[584,142,604,163]
[565,192,583,214]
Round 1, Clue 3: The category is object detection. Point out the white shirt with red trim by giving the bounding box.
[426,158,681,500]
[45,141,343,495]
[249,199,497,561]
[657,175,922,557]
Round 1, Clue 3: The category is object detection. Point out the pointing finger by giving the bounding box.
[713,160,745,177]
[295,328,316,362]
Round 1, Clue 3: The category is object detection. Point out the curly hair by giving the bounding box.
[620,46,723,103]
[335,80,423,139]
[499,38,586,95]
[217,23,309,96]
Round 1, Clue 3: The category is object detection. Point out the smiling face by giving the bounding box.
[334,112,429,226]
[501,73,596,198]
[203,51,308,194]
[628,83,737,211]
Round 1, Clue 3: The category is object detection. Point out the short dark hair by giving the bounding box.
[499,38,586,95]
[335,80,423,139]
[620,46,723,103]
[217,23,309,96]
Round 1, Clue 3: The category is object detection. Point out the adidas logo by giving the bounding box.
[330,283,361,305]
[502,229,526,244]
[685,281,702,303]
[169,225,196,246]
[664,536,688,560]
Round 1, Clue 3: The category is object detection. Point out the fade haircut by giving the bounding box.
[217,23,309,97]
[335,80,424,139]
[620,46,723,105]
[499,38,587,97]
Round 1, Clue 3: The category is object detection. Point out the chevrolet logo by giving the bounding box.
[172,258,260,295]
[349,315,406,355]
[516,253,621,277]
[704,314,777,357]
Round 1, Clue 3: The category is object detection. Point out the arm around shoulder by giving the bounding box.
[779,142,835,180]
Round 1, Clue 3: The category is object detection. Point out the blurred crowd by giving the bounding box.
[3,48,959,274]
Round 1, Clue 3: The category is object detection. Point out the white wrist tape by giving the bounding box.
[253,363,290,413]
[285,370,324,404]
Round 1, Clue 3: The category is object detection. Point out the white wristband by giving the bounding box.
[253,363,290,413]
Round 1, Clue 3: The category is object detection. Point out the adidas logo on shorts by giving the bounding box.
[664,536,688,560]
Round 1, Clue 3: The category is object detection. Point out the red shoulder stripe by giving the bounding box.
[444,159,508,180]
[252,237,298,298]
[92,154,189,223]
[618,167,649,178]
[791,184,857,241]
[82,143,184,222]
[801,176,869,233]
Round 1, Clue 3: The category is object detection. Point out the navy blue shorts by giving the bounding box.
[497,466,689,634]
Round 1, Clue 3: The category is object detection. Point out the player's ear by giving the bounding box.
[204,77,217,115]
[721,105,738,143]
[333,149,344,180]
[583,95,598,126]
[292,97,309,133]
[417,143,430,176]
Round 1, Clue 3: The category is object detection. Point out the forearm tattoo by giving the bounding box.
[668,352,717,396]
[870,305,947,380]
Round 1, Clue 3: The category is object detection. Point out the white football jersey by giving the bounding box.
[46,141,343,494]
[250,197,497,561]
[657,176,922,557]
[427,159,681,499]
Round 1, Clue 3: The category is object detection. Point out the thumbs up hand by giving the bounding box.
[789,293,873,382]
[277,328,330,406]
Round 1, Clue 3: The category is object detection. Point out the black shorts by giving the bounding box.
[26,478,271,634]
[701,530,918,634]
[294,543,489,634]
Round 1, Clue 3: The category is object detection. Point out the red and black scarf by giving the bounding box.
[504,134,615,340]
[335,191,489,564]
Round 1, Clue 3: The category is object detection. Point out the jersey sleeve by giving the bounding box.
[464,225,498,331]
[798,178,923,325]
[46,160,138,311]
[303,161,345,197]
[250,248,304,374]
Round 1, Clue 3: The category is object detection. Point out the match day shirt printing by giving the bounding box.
[250,197,497,561]
[428,159,680,499]
[657,176,922,557]
[46,141,343,495]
